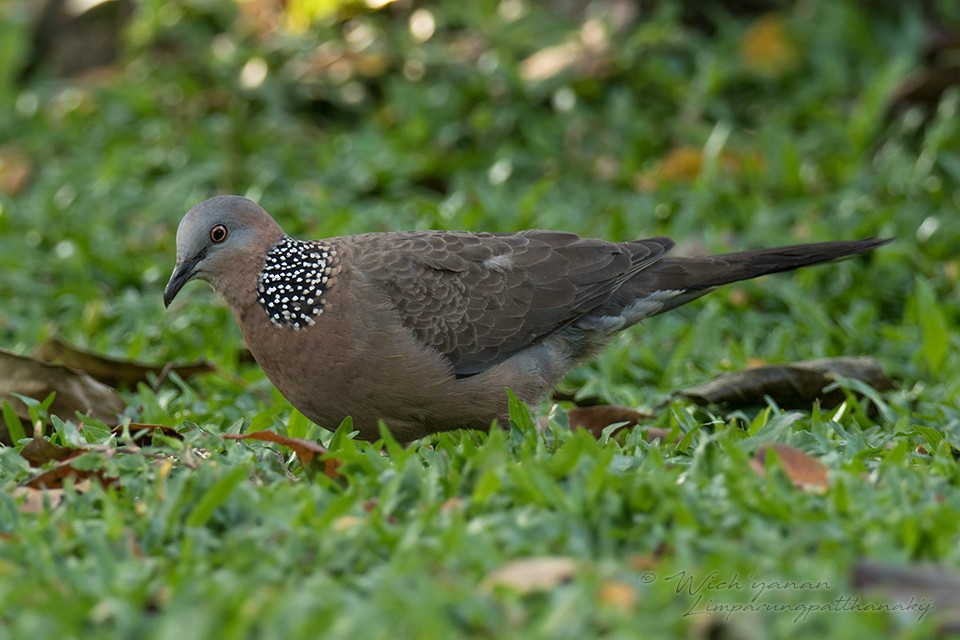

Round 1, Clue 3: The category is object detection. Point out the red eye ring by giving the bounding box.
[210,224,228,243]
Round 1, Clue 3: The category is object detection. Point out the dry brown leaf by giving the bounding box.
[223,431,340,478]
[642,427,673,443]
[19,439,118,490]
[599,580,637,611]
[332,515,365,532]
[15,478,96,513]
[19,437,80,467]
[679,356,895,410]
[236,0,285,39]
[636,147,754,191]
[480,556,577,594]
[0,348,124,444]
[889,66,960,114]
[945,260,959,283]
[751,443,829,492]
[888,28,960,115]
[34,336,215,388]
[567,405,652,438]
[298,48,391,83]
[13,486,67,513]
[0,145,34,196]
[629,553,661,572]
[740,13,799,77]
[440,496,464,512]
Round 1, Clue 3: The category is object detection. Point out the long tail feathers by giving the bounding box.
[611,237,891,320]
[664,237,891,290]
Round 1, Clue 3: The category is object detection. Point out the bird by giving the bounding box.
[164,195,889,442]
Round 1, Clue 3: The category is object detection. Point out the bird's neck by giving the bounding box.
[250,237,342,331]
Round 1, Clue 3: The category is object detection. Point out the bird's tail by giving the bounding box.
[611,237,891,320]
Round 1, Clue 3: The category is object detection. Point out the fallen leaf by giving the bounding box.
[13,486,67,513]
[480,556,577,594]
[888,28,960,115]
[628,546,669,571]
[19,439,118,490]
[679,356,895,410]
[34,336,215,388]
[642,427,673,443]
[224,431,340,478]
[297,48,391,83]
[599,581,637,611]
[567,406,652,438]
[0,348,124,445]
[440,496,464,512]
[0,146,34,196]
[636,147,754,191]
[889,66,960,114]
[332,515,365,532]
[751,443,829,492]
[740,13,799,77]
[854,561,960,592]
[19,437,80,467]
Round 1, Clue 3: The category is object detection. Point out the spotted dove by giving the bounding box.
[164,195,888,441]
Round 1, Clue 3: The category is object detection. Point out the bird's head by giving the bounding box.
[163,195,285,307]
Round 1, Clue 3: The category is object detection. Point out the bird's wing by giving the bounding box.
[344,230,673,376]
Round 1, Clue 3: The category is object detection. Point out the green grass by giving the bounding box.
[1,0,959,637]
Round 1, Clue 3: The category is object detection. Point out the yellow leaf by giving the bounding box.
[751,444,829,493]
[599,581,637,611]
[740,14,800,77]
[480,556,577,594]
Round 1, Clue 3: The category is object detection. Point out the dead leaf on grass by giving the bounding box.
[740,13,800,77]
[679,356,894,410]
[635,146,757,191]
[888,28,960,116]
[13,486,67,513]
[567,405,651,437]
[751,443,829,493]
[599,580,637,611]
[19,436,80,467]
[0,145,34,196]
[19,438,118,490]
[480,556,577,594]
[224,431,340,478]
[0,348,123,444]
[34,336,215,388]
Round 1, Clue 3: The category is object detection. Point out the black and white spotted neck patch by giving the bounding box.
[257,237,339,330]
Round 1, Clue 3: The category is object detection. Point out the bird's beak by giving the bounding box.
[163,254,202,308]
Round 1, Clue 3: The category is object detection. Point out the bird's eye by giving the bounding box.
[210,224,228,243]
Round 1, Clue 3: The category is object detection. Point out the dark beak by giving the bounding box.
[163,255,202,308]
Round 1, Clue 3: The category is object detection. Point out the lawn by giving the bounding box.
[1,0,959,638]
